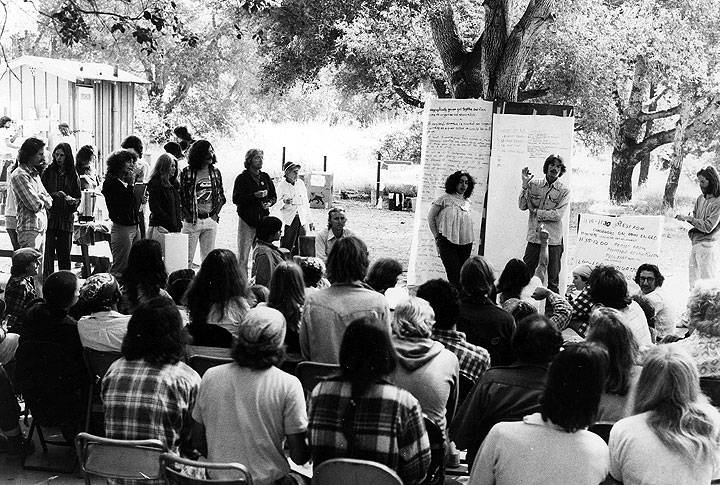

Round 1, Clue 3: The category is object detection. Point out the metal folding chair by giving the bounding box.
[160,452,254,485]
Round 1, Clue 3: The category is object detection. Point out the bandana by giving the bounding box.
[79,273,119,310]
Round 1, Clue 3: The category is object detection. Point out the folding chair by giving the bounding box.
[160,453,254,485]
[82,347,122,433]
[75,432,167,484]
[295,361,340,396]
[186,346,233,377]
[313,458,402,485]
[423,416,445,485]
[701,376,720,407]
[588,422,614,444]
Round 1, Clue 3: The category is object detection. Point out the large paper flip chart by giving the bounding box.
[484,114,574,285]
[569,214,663,279]
[407,98,494,286]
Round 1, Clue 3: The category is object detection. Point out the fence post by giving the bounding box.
[282,147,286,169]
[323,155,327,172]
[376,153,382,205]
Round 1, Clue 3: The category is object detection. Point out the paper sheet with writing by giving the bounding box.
[570,214,663,279]
[407,98,494,286]
[484,114,574,285]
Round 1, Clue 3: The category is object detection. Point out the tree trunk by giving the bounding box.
[637,84,657,188]
[637,156,650,187]
[663,162,682,208]
[663,103,692,208]
[609,149,639,203]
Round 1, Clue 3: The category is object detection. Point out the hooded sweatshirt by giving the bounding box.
[391,336,459,433]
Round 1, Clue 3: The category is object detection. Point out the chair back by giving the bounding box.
[187,354,233,377]
[313,458,402,485]
[76,432,167,482]
[588,422,614,444]
[296,361,340,395]
[160,453,254,485]
[84,347,122,383]
[457,373,475,409]
[423,416,445,485]
[701,377,720,407]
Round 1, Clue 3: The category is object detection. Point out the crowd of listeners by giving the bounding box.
[0,128,719,485]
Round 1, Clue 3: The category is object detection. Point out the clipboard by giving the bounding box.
[133,182,147,211]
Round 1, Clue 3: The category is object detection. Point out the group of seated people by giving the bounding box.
[0,228,718,485]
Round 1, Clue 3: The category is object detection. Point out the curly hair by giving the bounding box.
[543,154,567,177]
[187,140,216,171]
[121,298,187,365]
[326,236,369,283]
[184,248,251,324]
[444,171,475,199]
[587,307,639,395]
[588,265,631,309]
[497,258,532,302]
[416,279,459,330]
[366,258,403,294]
[299,257,325,287]
[686,280,720,337]
[105,150,136,179]
[121,239,168,305]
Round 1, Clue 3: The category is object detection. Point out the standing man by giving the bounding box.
[233,149,276,278]
[276,161,311,255]
[519,154,570,294]
[12,138,53,251]
[676,166,720,288]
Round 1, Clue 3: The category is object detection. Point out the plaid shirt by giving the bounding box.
[432,328,490,383]
[3,276,37,333]
[569,288,593,337]
[309,379,431,485]
[11,164,51,233]
[102,358,200,484]
[179,165,226,224]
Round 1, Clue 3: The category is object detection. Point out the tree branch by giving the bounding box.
[637,105,681,122]
[685,94,720,138]
[644,86,669,108]
[391,79,424,108]
[635,128,675,156]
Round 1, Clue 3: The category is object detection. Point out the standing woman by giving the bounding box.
[102,150,139,276]
[428,171,475,288]
[41,143,81,278]
[75,145,101,191]
[147,153,182,245]
[276,161,310,254]
[179,140,226,268]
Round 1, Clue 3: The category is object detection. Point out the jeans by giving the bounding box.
[237,217,256,280]
[523,241,564,294]
[689,241,719,289]
[17,229,43,250]
[436,235,473,289]
[182,218,218,268]
[280,214,306,255]
[110,223,140,276]
[44,228,73,278]
[5,215,19,250]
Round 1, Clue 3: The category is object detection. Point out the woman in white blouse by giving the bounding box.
[276,161,310,255]
[428,171,475,287]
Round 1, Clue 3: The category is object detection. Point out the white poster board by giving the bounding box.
[569,214,663,279]
[163,232,189,274]
[484,114,574,286]
[407,98,494,285]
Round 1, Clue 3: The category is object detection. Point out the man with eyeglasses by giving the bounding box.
[634,263,677,339]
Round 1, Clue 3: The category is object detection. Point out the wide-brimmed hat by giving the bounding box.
[282,161,301,173]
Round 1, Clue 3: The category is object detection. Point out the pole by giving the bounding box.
[282,146,286,169]
[376,153,382,205]
[323,155,327,172]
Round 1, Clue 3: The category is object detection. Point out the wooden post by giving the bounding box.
[376,153,382,205]
[282,146,286,169]
[323,155,327,172]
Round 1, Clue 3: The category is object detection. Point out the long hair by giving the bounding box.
[339,317,397,397]
[365,258,403,294]
[75,145,95,175]
[187,140,215,171]
[586,307,639,395]
[444,171,475,199]
[497,258,532,301]
[326,236,369,283]
[686,280,720,337]
[121,239,168,304]
[121,298,187,365]
[18,137,45,165]
[634,346,720,465]
[150,153,178,188]
[267,261,305,334]
[52,143,75,172]
[184,248,250,324]
[698,166,720,197]
[588,265,631,309]
[460,255,495,300]
[541,342,609,432]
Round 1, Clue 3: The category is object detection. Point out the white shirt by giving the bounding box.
[620,301,653,348]
[78,310,131,352]
[432,193,474,245]
[643,287,677,338]
[315,227,355,262]
[275,178,310,226]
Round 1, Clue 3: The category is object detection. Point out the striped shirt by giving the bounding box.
[309,379,431,485]
[11,164,51,233]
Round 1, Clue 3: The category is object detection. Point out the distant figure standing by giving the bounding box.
[41,143,81,278]
[676,166,720,289]
[427,171,475,288]
[174,125,196,155]
[102,150,139,276]
[147,153,182,245]
[276,161,310,255]
[75,145,101,191]
[519,154,570,294]
[121,135,148,239]
[12,138,52,251]
[233,149,276,278]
